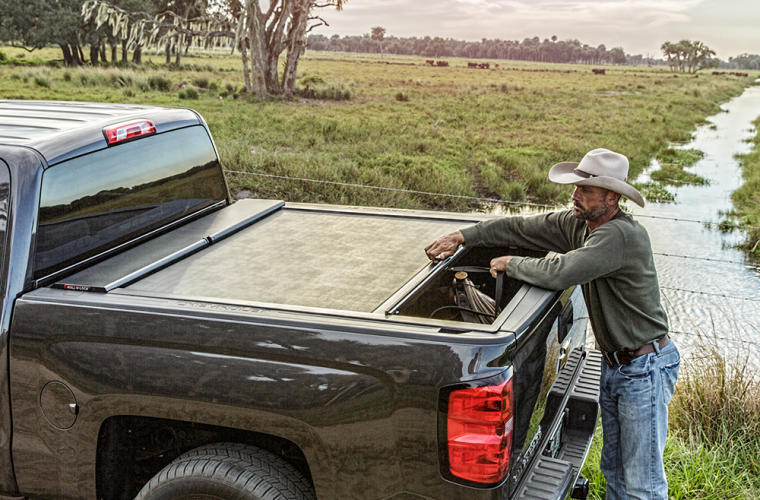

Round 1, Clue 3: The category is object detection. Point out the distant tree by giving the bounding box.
[306,33,650,66]
[687,40,715,72]
[609,47,626,64]
[370,26,385,56]
[729,53,760,70]
[661,39,715,73]
[0,0,86,65]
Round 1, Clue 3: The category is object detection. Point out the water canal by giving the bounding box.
[632,83,760,365]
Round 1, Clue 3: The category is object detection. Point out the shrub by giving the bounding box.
[34,76,50,88]
[179,87,199,99]
[136,78,150,92]
[318,84,353,101]
[192,77,210,89]
[0,50,6,62]
[299,74,326,87]
[110,73,133,88]
[148,75,172,91]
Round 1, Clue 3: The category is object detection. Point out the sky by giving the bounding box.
[315,0,760,60]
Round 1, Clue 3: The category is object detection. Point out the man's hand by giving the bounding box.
[425,231,465,260]
[489,255,514,278]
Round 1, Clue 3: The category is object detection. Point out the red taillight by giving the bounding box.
[103,120,156,145]
[447,377,513,484]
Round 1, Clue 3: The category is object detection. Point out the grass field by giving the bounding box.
[1,46,756,212]
[2,46,760,498]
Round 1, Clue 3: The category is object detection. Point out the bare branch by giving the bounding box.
[306,17,329,33]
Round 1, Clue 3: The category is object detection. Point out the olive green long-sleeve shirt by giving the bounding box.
[460,209,668,352]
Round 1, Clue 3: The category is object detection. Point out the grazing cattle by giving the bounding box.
[494,64,499,68]
[592,68,606,75]
[467,62,478,68]
[425,59,435,66]
[478,63,490,69]
[436,60,449,67]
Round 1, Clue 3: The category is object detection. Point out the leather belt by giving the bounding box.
[602,335,670,367]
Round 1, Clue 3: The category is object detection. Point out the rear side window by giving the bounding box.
[35,125,227,279]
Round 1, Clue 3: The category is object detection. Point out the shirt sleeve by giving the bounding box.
[505,222,626,290]
[460,211,578,254]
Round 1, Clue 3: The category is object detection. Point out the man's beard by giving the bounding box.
[573,201,609,221]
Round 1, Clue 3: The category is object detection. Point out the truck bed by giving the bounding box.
[58,200,474,312]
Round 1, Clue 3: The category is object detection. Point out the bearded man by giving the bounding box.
[424,148,680,500]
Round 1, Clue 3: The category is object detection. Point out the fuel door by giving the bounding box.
[40,381,78,430]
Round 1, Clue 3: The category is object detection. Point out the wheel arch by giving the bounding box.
[96,415,316,500]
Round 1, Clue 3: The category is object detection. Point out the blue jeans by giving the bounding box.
[599,340,680,500]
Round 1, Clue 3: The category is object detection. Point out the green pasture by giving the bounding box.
[1,47,756,212]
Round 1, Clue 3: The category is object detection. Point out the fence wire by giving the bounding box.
[224,169,760,232]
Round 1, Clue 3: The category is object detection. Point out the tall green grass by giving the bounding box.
[582,348,760,499]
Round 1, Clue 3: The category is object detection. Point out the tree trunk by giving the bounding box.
[240,38,251,92]
[246,1,268,97]
[121,41,128,63]
[263,1,291,95]
[165,40,171,65]
[282,1,310,98]
[111,44,117,63]
[100,43,107,63]
[133,46,142,64]
[90,44,99,65]
[76,45,85,64]
[59,44,74,66]
[174,35,182,65]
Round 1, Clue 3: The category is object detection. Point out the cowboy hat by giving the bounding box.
[548,148,645,207]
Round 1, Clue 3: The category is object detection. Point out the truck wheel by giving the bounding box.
[135,442,315,500]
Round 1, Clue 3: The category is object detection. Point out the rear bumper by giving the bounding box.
[512,349,602,499]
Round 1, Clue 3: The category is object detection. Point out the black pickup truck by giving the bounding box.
[0,100,601,500]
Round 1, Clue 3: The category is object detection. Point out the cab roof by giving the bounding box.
[0,100,202,166]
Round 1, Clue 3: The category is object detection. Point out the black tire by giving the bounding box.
[135,442,316,500]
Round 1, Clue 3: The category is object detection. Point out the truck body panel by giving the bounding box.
[10,282,588,499]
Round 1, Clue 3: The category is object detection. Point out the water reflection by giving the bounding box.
[631,85,760,366]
